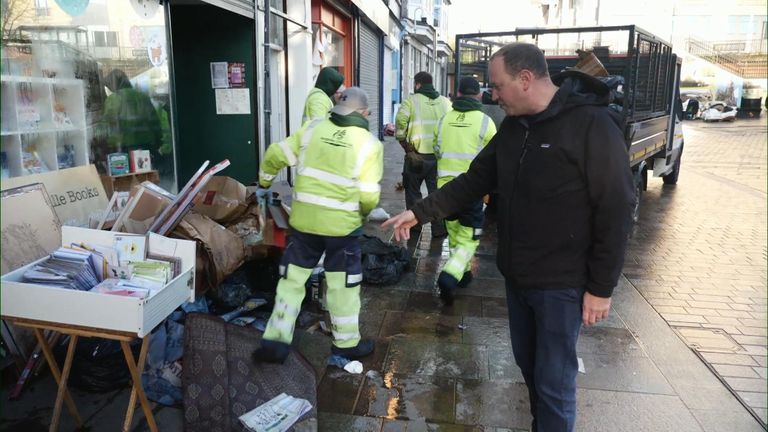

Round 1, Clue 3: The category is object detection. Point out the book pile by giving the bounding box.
[23,247,100,291]
[238,393,312,432]
[21,234,180,300]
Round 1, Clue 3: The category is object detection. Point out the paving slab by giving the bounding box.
[627,121,768,425]
[575,388,703,432]
[354,373,456,423]
[454,379,532,429]
[382,339,489,380]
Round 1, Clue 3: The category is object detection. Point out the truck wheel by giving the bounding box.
[662,143,683,185]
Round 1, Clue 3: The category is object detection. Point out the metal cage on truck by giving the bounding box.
[454,25,684,169]
[454,25,686,224]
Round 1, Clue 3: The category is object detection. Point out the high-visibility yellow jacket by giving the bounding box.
[395,93,451,154]
[434,109,497,188]
[258,118,383,236]
[302,88,333,124]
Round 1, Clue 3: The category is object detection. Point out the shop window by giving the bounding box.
[740,16,750,34]
[312,25,345,79]
[270,0,285,13]
[269,13,285,46]
[756,16,768,39]
[34,0,50,16]
[93,31,118,47]
[311,1,352,85]
[1,1,176,195]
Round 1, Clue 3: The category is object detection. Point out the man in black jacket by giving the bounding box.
[383,43,634,431]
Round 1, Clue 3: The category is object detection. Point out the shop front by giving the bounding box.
[310,0,387,137]
[1,0,175,225]
[1,0,313,225]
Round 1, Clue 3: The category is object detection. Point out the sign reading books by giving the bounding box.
[1,165,109,227]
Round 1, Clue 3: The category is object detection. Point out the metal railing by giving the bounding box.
[686,37,767,79]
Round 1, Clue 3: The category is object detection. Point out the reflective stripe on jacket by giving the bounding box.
[434,109,496,188]
[302,88,333,124]
[395,93,451,154]
[259,119,384,236]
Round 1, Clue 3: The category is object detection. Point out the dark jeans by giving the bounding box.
[505,282,584,432]
[403,152,445,235]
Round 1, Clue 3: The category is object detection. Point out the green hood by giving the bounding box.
[415,84,440,99]
[315,67,345,97]
[452,96,483,112]
[329,112,369,130]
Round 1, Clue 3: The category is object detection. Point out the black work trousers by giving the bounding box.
[403,152,446,237]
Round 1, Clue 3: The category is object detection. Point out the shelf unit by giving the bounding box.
[1,75,88,179]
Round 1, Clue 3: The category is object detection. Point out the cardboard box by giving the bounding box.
[1,227,196,337]
[171,212,245,296]
[1,183,61,275]
[194,176,248,225]
[111,183,173,234]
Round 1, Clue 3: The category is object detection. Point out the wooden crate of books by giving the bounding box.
[1,226,195,337]
[100,170,160,198]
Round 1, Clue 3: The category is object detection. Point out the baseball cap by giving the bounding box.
[330,86,369,115]
[458,76,481,95]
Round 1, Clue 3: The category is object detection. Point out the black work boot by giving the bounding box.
[253,339,290,364]
[331,339,375,360]
[437,271,458,306]
[457,271,473,288]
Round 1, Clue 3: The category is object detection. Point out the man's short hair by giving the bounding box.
[490,43,549,78]
[458,76,481,95]
[414,71,433,85]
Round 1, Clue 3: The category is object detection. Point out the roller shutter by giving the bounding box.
[358,21,381,138]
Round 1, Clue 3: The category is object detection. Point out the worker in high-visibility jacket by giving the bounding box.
[302,66,345,124]
[395,71,452,238]
[254,87,383,363]
[434,77,497,305]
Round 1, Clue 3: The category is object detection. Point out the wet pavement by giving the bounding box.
[307,126,765,431]
[1,121,766,431]
[625,120,768,427]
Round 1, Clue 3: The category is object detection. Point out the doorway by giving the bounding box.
[169,1,259,185]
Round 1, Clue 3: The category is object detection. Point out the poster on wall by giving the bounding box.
[228,62,246,88]
[211,62,229,88]
[215,89,251,115]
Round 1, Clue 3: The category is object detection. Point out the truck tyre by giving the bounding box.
[662,143,683,185]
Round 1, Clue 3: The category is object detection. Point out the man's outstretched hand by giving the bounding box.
[381,210,419,241]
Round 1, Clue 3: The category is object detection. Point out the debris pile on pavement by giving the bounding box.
[3,161,414,428]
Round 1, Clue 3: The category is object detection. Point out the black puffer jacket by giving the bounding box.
[411,71,634,297]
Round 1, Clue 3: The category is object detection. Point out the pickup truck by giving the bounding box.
[455,25,685,223]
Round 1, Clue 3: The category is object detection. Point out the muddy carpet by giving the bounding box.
[182,313,317,431]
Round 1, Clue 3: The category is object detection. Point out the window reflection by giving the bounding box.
[311,24,344,81]
[1,0,175,191]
